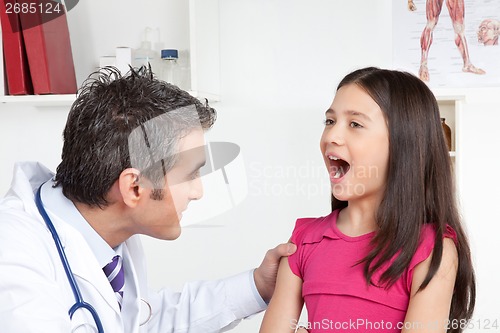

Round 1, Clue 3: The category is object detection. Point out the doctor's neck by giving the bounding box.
[73,200,134,249]
[71,181,139,249]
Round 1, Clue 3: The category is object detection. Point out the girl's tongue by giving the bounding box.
[330,158,350,179]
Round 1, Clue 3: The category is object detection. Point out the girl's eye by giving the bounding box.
[350,121,363,128]
[324,119,335,126]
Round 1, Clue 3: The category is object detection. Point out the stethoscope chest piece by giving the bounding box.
[139,298,153,326]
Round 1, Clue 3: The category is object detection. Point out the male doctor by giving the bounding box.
[0,67,297,333]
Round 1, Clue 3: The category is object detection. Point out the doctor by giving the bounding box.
[0,66,297,333]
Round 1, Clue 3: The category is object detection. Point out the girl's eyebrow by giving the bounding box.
[325,108,372,122]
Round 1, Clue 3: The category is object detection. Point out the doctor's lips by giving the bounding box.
[326,154,350,180]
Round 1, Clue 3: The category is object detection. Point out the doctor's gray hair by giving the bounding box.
[54,66,216,207]
[127,104,202,197]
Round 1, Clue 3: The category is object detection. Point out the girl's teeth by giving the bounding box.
[333,169,341,179]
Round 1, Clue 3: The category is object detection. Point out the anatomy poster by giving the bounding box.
[393,0,500,88]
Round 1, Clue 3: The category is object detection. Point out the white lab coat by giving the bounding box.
[0,162,265,333]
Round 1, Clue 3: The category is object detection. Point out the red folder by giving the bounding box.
[18,0,77,94]
[0,0,33,95]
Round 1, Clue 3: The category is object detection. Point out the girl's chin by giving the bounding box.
[331,182,366,201]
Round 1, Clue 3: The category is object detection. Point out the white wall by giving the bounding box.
[0,1,498,332]
[456,90,500,328]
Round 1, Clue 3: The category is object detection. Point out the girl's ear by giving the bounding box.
[118,168,143,208]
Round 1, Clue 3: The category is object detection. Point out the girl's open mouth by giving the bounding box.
[328,156,351,180]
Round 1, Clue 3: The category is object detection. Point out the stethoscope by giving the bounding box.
[34,184,152,332]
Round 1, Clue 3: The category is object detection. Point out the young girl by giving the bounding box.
[260,67,475,333]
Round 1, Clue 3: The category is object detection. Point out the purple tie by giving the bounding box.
[102,255,125,310]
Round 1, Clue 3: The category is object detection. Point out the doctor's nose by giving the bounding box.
[189,176,203,200]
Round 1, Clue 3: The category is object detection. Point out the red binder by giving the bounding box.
[18,0,77,94]
[0,0,33,95]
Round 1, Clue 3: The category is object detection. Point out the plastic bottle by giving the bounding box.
[159,49,179,86]
[441,118,452,151]
[133,28,157,72]
[177,50,191,91]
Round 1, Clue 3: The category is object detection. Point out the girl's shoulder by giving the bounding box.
[418,223,458,249]
[404,223,458,286]
[370,223,458,293]
[288,210,341,279]
[290,209,341,246]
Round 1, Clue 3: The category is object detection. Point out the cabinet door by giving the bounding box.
[0,14,4,97]
[189,0,220,101]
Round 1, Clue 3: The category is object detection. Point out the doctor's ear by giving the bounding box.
[118,168,144,207]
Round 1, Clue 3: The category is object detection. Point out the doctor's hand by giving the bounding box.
[253,242,297,303]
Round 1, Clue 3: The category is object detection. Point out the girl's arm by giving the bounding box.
[259,256,304,333]
[402,238,459,333]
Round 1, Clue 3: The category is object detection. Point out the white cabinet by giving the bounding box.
[0,0,220,105]
[437,99,457,154]
[435,93,465,201]
[189,0,220,101]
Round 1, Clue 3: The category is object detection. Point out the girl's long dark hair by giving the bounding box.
[331,67,475,332]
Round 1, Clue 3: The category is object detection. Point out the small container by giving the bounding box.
[176,50,191,91]
[133,28,157,72]
[441,118,452,151]
[133,41,156,69]
[159,49,179,86]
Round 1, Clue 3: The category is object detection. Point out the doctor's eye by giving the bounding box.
[189,170,201,180]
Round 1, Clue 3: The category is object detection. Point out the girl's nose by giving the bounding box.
[322,125,345,146]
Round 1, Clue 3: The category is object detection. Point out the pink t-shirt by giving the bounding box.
[288,209,457,333]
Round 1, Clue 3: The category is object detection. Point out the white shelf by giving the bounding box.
[0,94,76,107]
[0,91,216,108]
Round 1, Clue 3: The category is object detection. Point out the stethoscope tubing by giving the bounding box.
[35,184,105,333]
